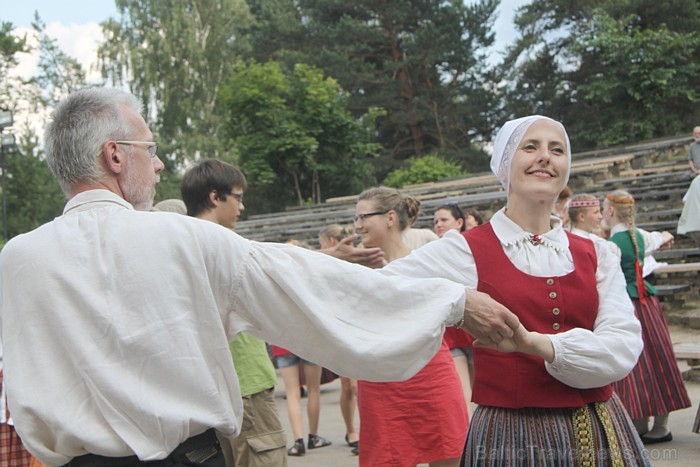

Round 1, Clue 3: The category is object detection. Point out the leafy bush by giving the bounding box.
[383,155,466,188]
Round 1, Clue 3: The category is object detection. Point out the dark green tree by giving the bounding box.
[30,15,87,108]
[3,129,65,238]
[502,0,700,149]
[0,21,29,110]
[220,61,381,213]
[245,0,500,175]
[0,18,88,239]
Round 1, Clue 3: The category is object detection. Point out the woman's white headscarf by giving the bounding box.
[490,115,571,195]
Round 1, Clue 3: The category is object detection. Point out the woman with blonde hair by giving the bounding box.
[354,187,468,467]
[568,194,603,238]
[382,116,648,465]
[603,190,690,444]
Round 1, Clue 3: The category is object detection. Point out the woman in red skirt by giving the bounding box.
[603,190,691,443]
[354,187,469,467]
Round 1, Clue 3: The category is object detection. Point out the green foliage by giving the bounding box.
[502,0,700,150]
[383,155,465,188]
[570,10,700,146]
[0,21,29,111]
[220,61,381,213]
[2,141,65,239]
[0,21,28,78]
[246,0,500,172]
[29,14,87,108]
[99,0,254,170]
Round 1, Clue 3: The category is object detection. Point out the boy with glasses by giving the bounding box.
[182,159,286,467]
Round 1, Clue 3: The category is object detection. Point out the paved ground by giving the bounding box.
[272,324,700,466]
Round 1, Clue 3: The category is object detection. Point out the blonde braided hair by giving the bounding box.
[607,190,647,300]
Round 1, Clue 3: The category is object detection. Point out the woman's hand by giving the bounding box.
[474,323,555,363]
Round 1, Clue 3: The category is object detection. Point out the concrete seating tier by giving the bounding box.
[235,138,691,245]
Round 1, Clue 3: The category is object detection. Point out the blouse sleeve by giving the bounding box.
[380,230,478,288]
[228,239,466,383]
[545,238,643,388]
[638,228,666,255]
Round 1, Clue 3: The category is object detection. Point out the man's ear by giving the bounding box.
[102,141,124,174]
[208,190,220,207]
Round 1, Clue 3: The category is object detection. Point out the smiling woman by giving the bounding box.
[380,115,649,466]
[352,186,469,467]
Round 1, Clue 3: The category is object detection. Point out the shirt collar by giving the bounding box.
[490,207,569,252]
[64,189,134,215]
[609,223,629,236]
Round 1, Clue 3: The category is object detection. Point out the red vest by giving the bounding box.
[463,223,613,408]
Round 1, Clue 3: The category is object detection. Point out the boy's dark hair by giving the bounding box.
[181,159,247,217]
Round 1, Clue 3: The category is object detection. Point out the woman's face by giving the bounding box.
[577,206,603,233]
[433,208,463,238]
[508,119,569,204]
[465,214,479,230]
[601,198,615,228]
[354,199,390,248]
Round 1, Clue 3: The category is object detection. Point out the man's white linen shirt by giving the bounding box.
[383,208,643,390]
[0,190,465,465]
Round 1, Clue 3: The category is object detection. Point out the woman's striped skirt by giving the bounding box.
[613,295,691,419]
[460,393,649,466]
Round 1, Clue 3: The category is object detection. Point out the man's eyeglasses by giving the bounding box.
[353,210,388,224]
[116,141,158,158]
[229,192,244,204]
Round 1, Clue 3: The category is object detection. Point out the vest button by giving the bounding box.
[553,323,560,331]
[546,278,554,286]
[553,307,560,315]
[549,291,557,299]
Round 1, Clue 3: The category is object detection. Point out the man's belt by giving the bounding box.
[64,428,220,467]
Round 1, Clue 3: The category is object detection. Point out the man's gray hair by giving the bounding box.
[44,87,143,195]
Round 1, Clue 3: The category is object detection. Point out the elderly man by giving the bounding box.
[0,88,517,466]
[689,126,700,177]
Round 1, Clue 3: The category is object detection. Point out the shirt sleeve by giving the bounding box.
[545,238,643,388]
[226,239,466,383]
[380,230,478,288]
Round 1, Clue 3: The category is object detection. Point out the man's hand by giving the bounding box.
[460,289,520,344]
[324,235,386,268]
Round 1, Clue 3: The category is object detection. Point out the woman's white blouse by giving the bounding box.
[383,208,643,390]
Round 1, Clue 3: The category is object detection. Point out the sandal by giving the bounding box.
[288,438,305,456]
[345,433,359,448]
[307,433,332,449]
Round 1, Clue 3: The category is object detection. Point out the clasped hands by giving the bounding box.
[460,290,555,363]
